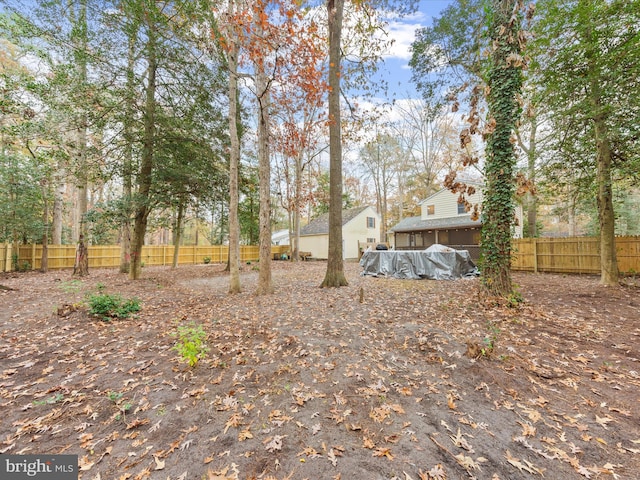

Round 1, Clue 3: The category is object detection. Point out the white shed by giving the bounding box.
[298,206,381,260]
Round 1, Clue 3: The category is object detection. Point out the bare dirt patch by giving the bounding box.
[1,262,639,479]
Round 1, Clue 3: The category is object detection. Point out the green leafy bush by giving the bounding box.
[87,292,141,321]
[172,322,209,367]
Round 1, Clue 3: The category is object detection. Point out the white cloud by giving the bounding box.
[381,12,427,61]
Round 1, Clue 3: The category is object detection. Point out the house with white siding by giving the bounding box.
[390,186,523,260]
[298,206,381,260]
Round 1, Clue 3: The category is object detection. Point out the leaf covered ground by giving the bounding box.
[1,261,639,480]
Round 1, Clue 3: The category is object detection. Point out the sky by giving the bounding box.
[375,0,454,101]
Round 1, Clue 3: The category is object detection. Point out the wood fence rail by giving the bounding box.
[511,236,640,275]
[1,244,290,272]
[2,237,639,275]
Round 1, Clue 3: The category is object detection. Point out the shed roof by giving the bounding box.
[300,206,372,236]
[390,215,481,233]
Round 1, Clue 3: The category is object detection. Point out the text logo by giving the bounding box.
[0,455,78,479]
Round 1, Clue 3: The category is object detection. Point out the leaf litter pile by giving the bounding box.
[1,262,639,480]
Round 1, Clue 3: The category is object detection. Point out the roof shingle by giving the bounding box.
[300,206,371,236]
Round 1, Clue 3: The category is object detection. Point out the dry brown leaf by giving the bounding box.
[79,455,94,471]
[596,415,615,430]
[370,407,390,423]
[207,464,239,480]
[264,435,285,452]
[518,421,537,437]
[372,447,394,460]
[238,428,253,441]
[79,432,94,449]
[505,450,544,475]
[297,446,319,457]
[454,453,485,472]
[363,437,375,449]
[450,428,474,452]
[153,455,164,470]
[125,418,149,430]
[419,464,446,480]
[224,413,243,434]
[328,448,338,467]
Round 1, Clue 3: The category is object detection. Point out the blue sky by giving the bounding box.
[377,0,454,100]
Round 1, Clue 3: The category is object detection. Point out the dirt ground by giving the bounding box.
[1,261,639,480]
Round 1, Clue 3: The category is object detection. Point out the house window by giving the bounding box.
[367,237,375,243]
[366,217,375,228]
[457,202,466,214]
[426,205,435,215]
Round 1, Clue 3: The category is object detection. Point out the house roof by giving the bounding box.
[271,229,289,241]
[300,206,372,236]
[390,215,482,233]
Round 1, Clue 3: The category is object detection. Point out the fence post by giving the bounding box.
[533,238,538,273]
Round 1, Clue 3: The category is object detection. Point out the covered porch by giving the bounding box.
[391,216,482,261]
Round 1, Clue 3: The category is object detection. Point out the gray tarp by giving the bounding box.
[359,245,479,280]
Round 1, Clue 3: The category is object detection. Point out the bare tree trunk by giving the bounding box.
[172,201,184,269]
[120,29,136,274]
[255,59,273,295]
[583,17,618,286]
[593,109,618,285]
[52,172,64,244]
[226,1,241,293]
[130,19,157,280]
[72,234,89,276]
[72,0,89,275]
[293,152,303,262]
[321,0,348,288]
[41,180,49,273]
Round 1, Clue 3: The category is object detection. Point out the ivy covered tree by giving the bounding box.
[479,0,529,297]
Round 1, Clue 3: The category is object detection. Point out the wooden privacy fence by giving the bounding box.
[3,238,640,275]
[511,236,640,275]
[2,244,290,272]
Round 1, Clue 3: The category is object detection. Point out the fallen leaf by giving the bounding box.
[328,448,338,466]
[450,428,474,452]
[505,450,544,475]
[153,455,164,470]
[595,415,614,430]
[125,418,149,430]
[238,428,253,441]
[79,455,94,471]
[264,435,285,452]
[454,453,485,472]
[373,447,394,460]
[207,465,239,480]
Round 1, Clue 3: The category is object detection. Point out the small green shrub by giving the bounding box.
[87,292,141,321]
[481,322,501,357]
[172,322,209,367]
[60,279,83,294]
[107,391,123,403]
[203,256,211,264]
[17,260,31,272]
